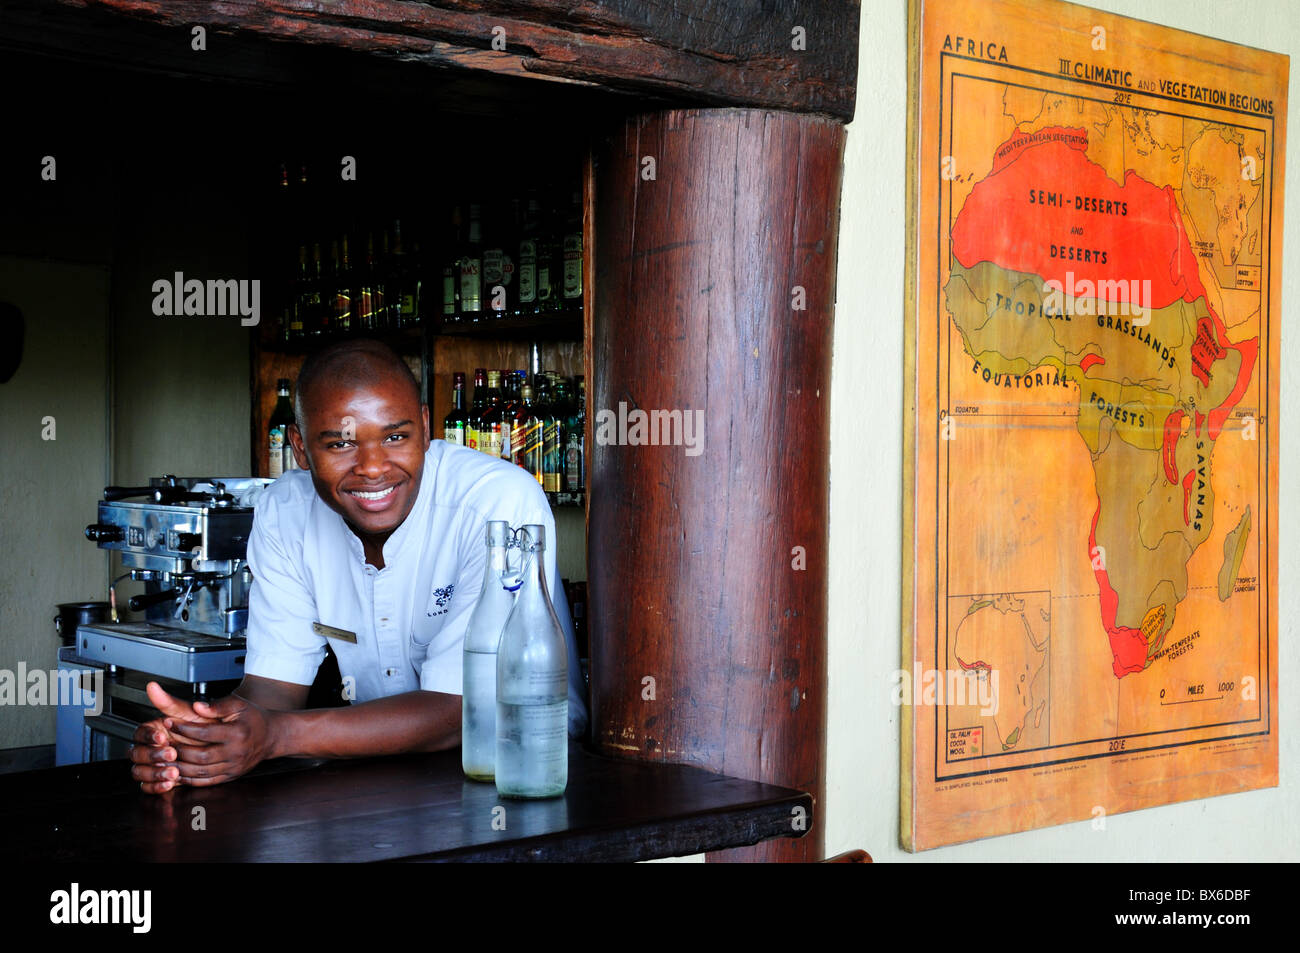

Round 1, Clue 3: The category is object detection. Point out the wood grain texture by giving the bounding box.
[0,742,811,862]
[589,108,843,862]
[16,0,859,119]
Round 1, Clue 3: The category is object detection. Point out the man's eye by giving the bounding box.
[326,440,354,450]
[385,433,408,442]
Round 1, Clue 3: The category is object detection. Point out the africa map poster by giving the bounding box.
[902,0,1285,850]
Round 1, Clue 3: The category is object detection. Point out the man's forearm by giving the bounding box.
[268,690,462,759]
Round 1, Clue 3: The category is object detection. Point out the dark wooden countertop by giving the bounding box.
[0,742,811,862]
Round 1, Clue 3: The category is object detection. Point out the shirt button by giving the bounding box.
[385,668,395,677]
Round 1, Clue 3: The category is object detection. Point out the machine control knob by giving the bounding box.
[84,523,124,543]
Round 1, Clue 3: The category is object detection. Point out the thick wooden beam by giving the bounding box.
[589,108,843,862]
[16,0,858,120]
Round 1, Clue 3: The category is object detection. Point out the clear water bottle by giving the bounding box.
[461,521,515,781]
[495,524,568,798]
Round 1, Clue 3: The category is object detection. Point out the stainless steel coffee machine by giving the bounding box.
[57,475,271,764]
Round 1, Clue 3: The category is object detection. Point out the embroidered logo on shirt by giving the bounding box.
[427,583,455,617]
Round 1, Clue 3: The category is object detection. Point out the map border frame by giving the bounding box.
[902,0,1286,851]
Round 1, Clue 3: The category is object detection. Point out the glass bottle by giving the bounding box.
[443,372,468,446]
[467,367,487,451]
[441,206,462,323]
[513,384,543,484]
[267,379,296,478]
[289,245,308,342]
[482,203,507,319]
[565,376,585,493]
[561,190,583,311]
[460,203,484,322]
[495,524,568,798]
[479,370,505,458]
[462,520,516,782]
[390,219,419,329]
[516,195,541,317]
[541,378,564,498]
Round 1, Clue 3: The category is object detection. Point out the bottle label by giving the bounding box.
[482,248,504,286]
[268,426,286,479]
[468,426,479,451]
[461,257,482,311]
[563,234,582,298]
[565,442,582,489]
[537,266,552,301]
[445,426,465,446]
[518,240,537,303]
[481,429,503,458]
[442,270,456,315]
[500,700,567,770]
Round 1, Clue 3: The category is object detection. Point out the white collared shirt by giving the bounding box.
[243,438,589,737]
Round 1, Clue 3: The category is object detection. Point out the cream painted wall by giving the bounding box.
[827,0,1298,860]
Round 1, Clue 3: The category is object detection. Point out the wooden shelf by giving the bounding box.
[433,311,583,342]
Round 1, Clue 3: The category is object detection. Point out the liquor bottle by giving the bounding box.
[513,384,544,484]
[565,375,585,493]
[307,242,329,337]
[334,234,353,335]
[363,231,385,330]
[390,219,419,329]
[503,198,520,315]
[463,520,516,782]
[499,371,518,461]
[561,190,583,311]
[441,207,462,322]
[516,195,541,317]
[496,523,568,798]
[443,372,468,446]
[482,204,508,319]
[289,245,308,342]
[467,367,487,451]
[535,200,560,314]
[460,204,484,322]
[479,370,506,458]
[376,227,393,329]
[326,238,347,335]
[268,379,296,478]
[537,377,563,498]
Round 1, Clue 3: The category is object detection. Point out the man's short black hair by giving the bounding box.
[294,338,422,433]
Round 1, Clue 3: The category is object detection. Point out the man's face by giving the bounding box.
[287,373,431,544]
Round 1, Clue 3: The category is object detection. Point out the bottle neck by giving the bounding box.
[483,542,509,578]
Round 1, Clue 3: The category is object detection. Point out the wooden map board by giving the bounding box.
[902,0,1285,850]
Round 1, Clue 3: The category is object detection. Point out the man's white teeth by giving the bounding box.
[351,486,395,501]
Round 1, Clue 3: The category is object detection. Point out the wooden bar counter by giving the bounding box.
[0,743,811,863]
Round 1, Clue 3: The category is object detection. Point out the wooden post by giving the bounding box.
[589,108,843,862]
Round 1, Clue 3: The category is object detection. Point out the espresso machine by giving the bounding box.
[57,475,271,764]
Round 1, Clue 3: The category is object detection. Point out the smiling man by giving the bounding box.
[129,339,587,793]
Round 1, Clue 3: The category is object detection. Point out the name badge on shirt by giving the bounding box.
[313,621,358,644]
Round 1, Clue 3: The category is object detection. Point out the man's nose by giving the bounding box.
[353,441,389,475]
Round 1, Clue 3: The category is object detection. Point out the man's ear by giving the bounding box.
[288,422,311,470]
[421,403,431,449]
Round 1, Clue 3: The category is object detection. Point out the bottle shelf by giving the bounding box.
[261,324,423,356]
[258,310,583,355]
[434,310,582,342]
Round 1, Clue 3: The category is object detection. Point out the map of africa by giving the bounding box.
[902,0,1282,851]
